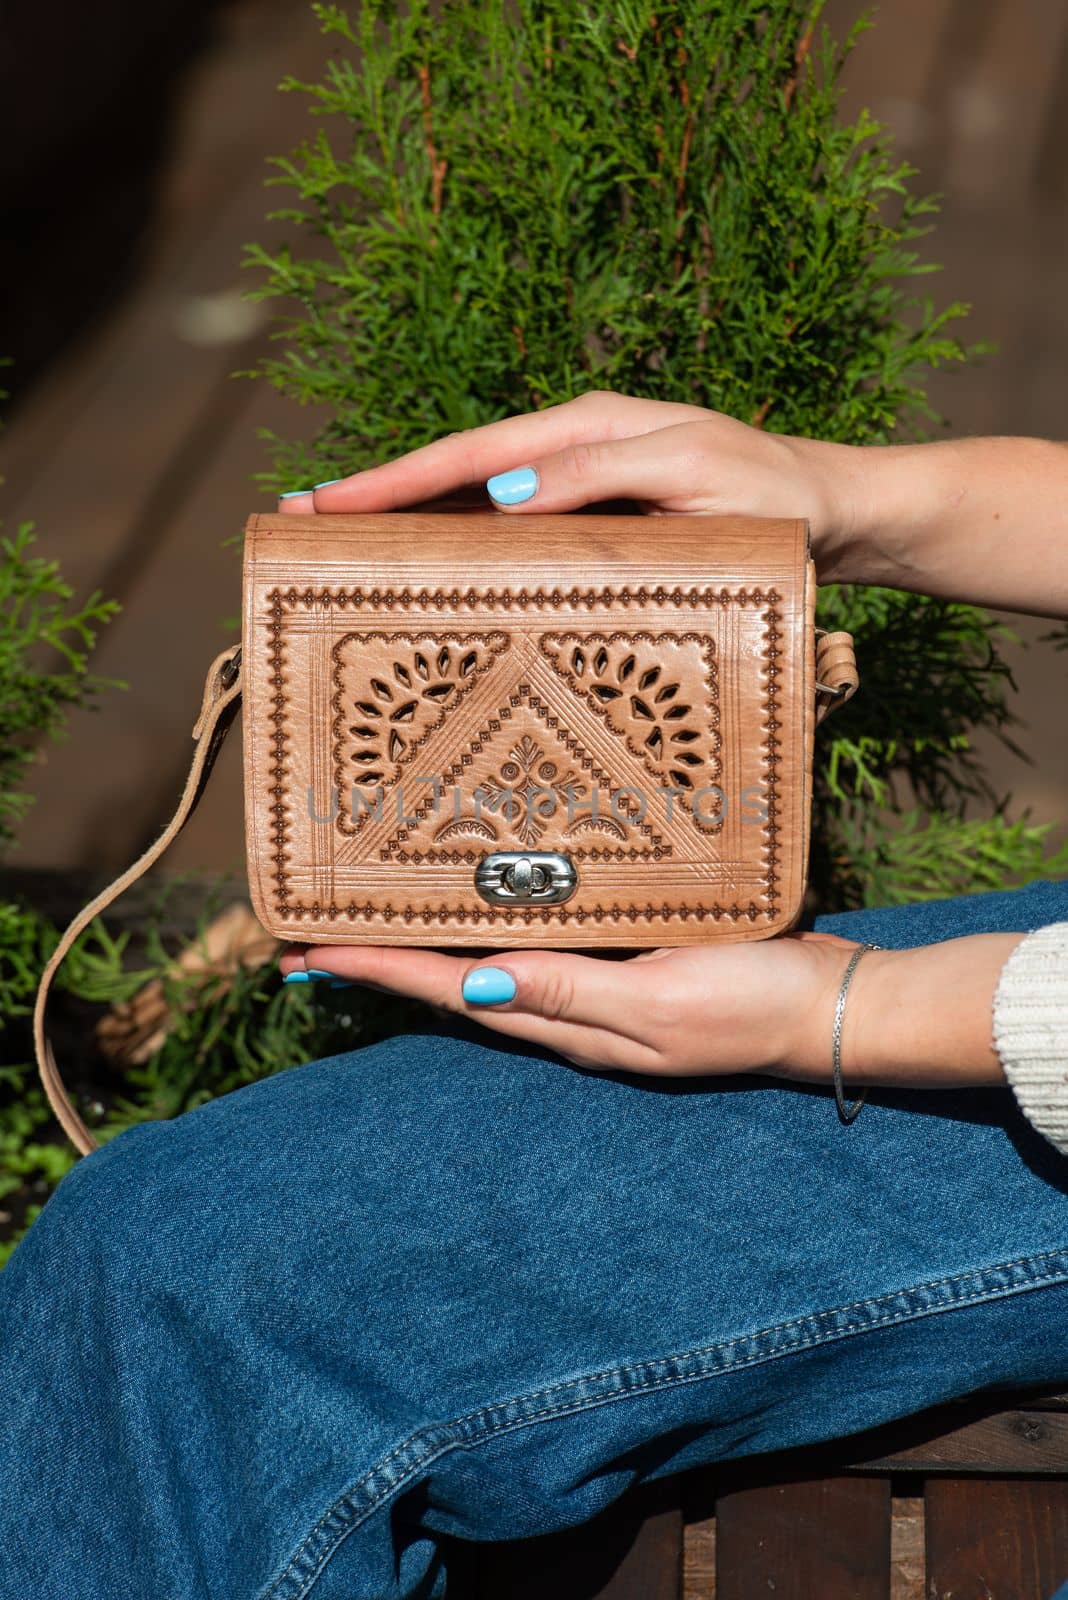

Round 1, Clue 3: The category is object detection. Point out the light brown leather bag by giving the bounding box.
[35,509,858,1154]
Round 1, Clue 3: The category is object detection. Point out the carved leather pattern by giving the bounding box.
[538,631,720,824]
[280,583,782,611]
[264,588,784,927]
[382,684,667,864]
[331,631,509,836]
[761,602,783,915]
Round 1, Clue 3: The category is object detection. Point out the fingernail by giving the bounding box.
[278,489,310,500]
[330,980,356,990]
[306,968,338,980]
[486,467,537,505]
[313,478,342,490]
[283,971,311,984]
[462,966,517,1005]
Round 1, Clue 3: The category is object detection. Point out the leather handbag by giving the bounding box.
[35,508,858,1155]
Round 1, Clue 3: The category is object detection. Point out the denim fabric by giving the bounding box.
[2,881,1068,1600]
[814,876,1068,946]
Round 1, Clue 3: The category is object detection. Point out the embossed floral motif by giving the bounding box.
[540,632,720,797]
[334,632,508,793]
[478,733,584,847]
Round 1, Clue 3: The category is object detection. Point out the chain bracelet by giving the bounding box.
[831,943,881,1125]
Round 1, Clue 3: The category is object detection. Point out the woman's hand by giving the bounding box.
[278,930,1021,1090]
[273,386,1039,1090]
[279,933,861,1081]
[278,389,863,583]
[278,387,1068,614]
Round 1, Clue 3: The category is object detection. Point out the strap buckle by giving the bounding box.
[219,647,242,689]
[193,646,243,741]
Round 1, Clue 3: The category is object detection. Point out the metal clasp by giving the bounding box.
[474,851,578,906]
[219,647,242,690]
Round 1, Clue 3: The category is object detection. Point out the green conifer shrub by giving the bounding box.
[0,523,120,1255]
[0,501,417,1263]
[245,0,1066,906]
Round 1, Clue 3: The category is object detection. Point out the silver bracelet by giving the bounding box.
[831,943,881,1125]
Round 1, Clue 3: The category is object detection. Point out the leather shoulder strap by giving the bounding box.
[33,646,243,1158]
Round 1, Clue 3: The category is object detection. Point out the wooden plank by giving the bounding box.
[943,1386,1068,1412]
[826,0,957,157]
[594,1498,683,1600]
[847,1408,1068,1476]
[681,1491,925,1600]
[715,1477,891,1600]
[889,1496,925,1600]
[1033,13,1068,206]
[836,0,1062,204]
[0,867,244,939]
[0,0,334,876]
[0,0,332,589]
[1023,1391,1068,1412]
[941,1387,1068,1413]
[459,1486,684,1600]
[2,1,330,874]
[682,1514,715,1600]
[862,0,1002,194]
[12,381,294,873]
[942,0,1068,203]
[925,1477,1068,1599]
[832,0,1068,856]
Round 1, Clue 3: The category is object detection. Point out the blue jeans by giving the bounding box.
[3,881,1068,1600]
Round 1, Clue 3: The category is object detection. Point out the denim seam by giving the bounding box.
[258,1246,1068,1600]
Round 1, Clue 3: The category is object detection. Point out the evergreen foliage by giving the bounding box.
[0,526,118,853]
[0,523,120,1258]
[244,0,1065,906]
[4,0,1067,1262]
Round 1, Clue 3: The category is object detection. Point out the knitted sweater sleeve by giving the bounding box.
[992,921,1068,1157]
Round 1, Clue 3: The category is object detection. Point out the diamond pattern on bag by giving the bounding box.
[380,684,668,863]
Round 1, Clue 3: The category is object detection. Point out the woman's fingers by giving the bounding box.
[280,943,663,1067]
[479,419,725,513]
[285,943,641,1028]
[277,390,711,514]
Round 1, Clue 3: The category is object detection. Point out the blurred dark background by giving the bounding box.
[0,1,219,408]
[0,0,1064,882]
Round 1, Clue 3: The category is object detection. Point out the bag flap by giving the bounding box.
[242,512,815,946]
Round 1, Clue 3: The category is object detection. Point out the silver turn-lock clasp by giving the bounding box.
[474,851,578,906]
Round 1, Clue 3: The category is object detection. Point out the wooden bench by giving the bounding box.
[442,1384,1068,1598]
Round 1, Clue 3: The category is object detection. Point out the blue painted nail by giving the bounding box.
[329,981,356,990]
[278,489,310,499]
[486,467,538,505]
[283,971,311,984]
[306,968,338,980]
[462,966,517,1005]
[313,478,342,490]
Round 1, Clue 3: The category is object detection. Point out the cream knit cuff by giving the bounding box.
[992,920,1068,1157]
